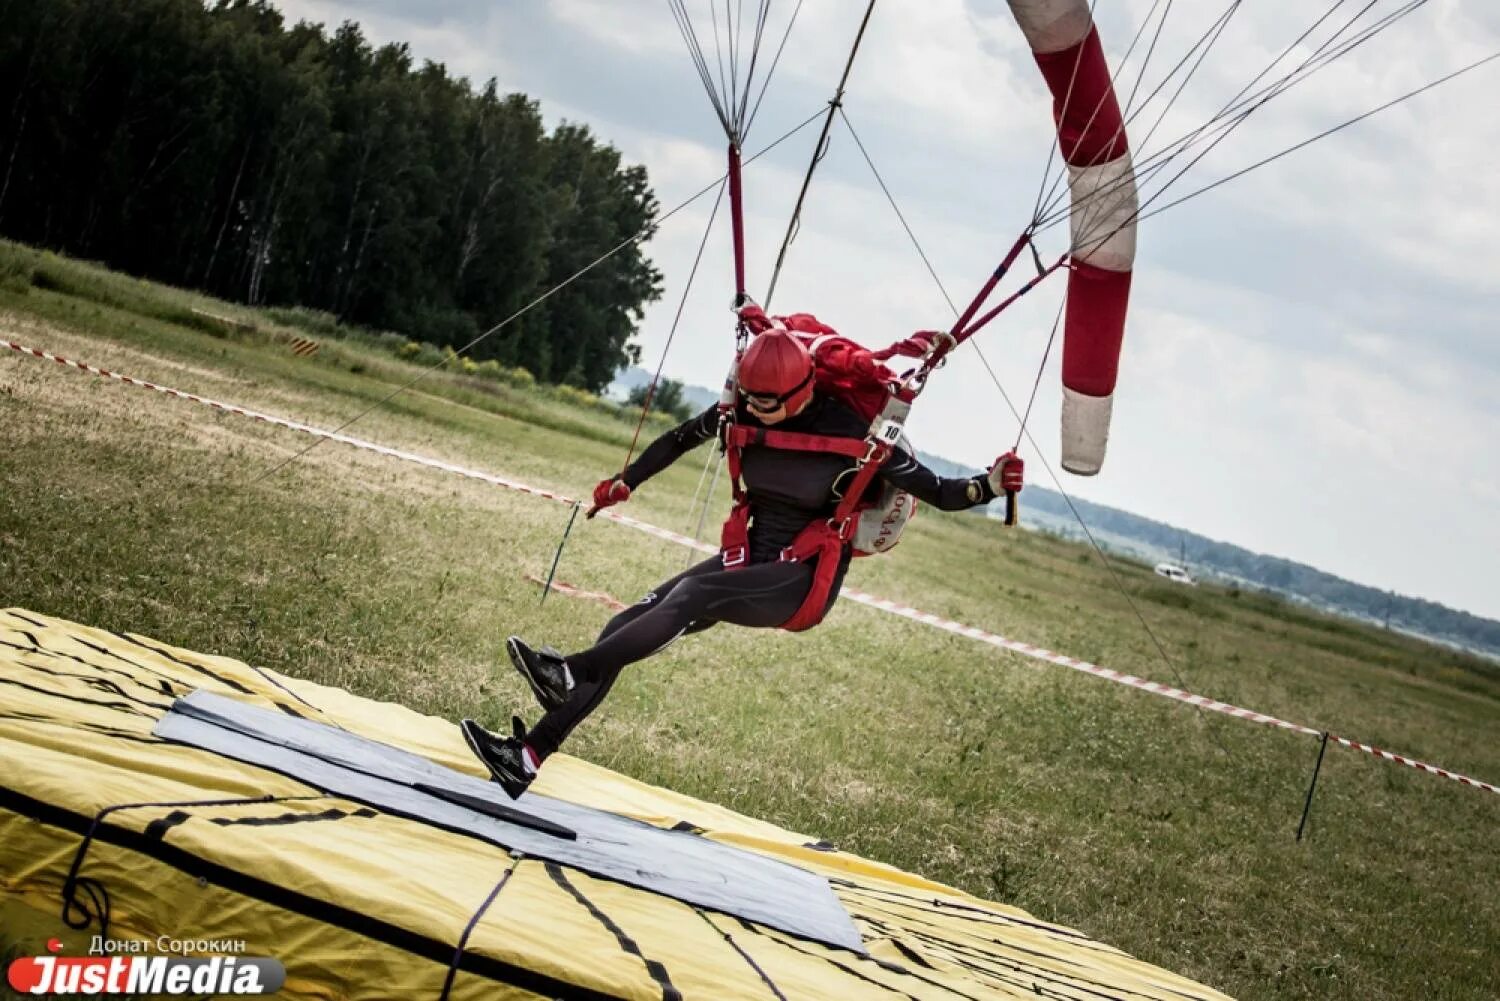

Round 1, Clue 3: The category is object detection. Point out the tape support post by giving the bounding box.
[5,336,1496,798]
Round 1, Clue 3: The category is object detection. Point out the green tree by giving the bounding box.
[0,0,662,392]
[627,378,692,422]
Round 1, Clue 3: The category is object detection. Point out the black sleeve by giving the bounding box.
[878,448,995,511]
[620,405,719,489]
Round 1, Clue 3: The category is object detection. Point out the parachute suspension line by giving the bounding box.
[682,439,720,553]
[670,0,782,145]
[1103,0,1433,225]
[1131,47,1500,228]
[848,109,1063,382]
[838,107,1213,718]
[744,0,807,141]
[1033,0,1242,237]
[1050,0,1339,230]
[1047,0,1411,249]
[842,109,1065,388]
[1118,0,1180,127]
[713,0,734,120]
[686,451,727,567]
[622,180,728,468]
[671,2,799,299]
[1049,0,1199,244]
[733,0,776,136]
[763,0,879,309]
[671,0,733,135]
[1027,0,1104,227]
[1043,0,1432,248]
[727,1,742,119]
[1014,298,1068,452]
[1058,0,1466,259]
[841,106,1051,446]
[1028,0,1180,230]
[245,107,826,487]
[1113,0,1243,167]
[836,107,957,318]
[1038,0,1368,234]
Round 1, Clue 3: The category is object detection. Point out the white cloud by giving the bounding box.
[549,0,683,56]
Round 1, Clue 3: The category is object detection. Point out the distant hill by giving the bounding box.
[611,367,1500,658]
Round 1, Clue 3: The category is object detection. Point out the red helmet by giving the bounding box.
[738,329,814,414]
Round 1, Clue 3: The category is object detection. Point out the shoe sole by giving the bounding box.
[506,636,567,712]
[459,719,528,800]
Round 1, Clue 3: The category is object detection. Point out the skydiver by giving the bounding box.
[462,326,1024,798]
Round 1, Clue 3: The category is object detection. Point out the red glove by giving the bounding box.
[874,330,946,361]
[735,302,774,334]
[847,347,879,380]
[588,477,631,518]
[987,452,1024,495]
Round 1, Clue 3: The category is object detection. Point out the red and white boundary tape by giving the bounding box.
[526,573,629,612]
[7,336,1497,797]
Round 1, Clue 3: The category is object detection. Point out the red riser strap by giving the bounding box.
[949,232,1033,342]
[727,143,747,298]
[958,255,1069,343]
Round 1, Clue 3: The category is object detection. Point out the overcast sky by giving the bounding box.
[270,0,1499,620]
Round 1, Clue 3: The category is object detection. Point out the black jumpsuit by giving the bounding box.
[525,394,996,759]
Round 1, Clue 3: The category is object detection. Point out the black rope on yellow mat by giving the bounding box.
[545,862,683,1001]
[439,852,524,1001]
[61,794,316,936]
[693,909,788,1001]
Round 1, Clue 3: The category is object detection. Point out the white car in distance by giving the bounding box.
[1153,562,1196,585]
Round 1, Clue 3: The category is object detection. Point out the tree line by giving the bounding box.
[0,0,663,391]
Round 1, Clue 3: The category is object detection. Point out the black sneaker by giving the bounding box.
[461,716,534,800]
[506,636,574,711]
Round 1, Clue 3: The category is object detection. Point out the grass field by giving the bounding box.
[2,244,1497,1000]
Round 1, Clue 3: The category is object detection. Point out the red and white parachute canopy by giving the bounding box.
[1008,0,1138,475]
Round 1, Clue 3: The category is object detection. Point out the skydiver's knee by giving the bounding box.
[656,580,711,620]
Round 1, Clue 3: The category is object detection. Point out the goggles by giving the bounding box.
[740,370,812,413]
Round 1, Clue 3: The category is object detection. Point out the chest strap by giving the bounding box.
[724,424,869,458]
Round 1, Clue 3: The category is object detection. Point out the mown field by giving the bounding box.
[2,244,1497,1000]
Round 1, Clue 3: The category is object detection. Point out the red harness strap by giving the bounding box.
[776,439,891,632]
[725,424,869,458]
[718,415,893,631]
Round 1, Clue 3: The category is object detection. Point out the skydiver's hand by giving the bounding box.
[888,330,939,357]
[587,477,631,519]
[879,330,954,360]
[847,347,880,379]
[986,451,1024,496]
[735,302,773,334]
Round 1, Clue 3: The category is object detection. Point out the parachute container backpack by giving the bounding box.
[740,307,921,557]
[1010,0,1139,475]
